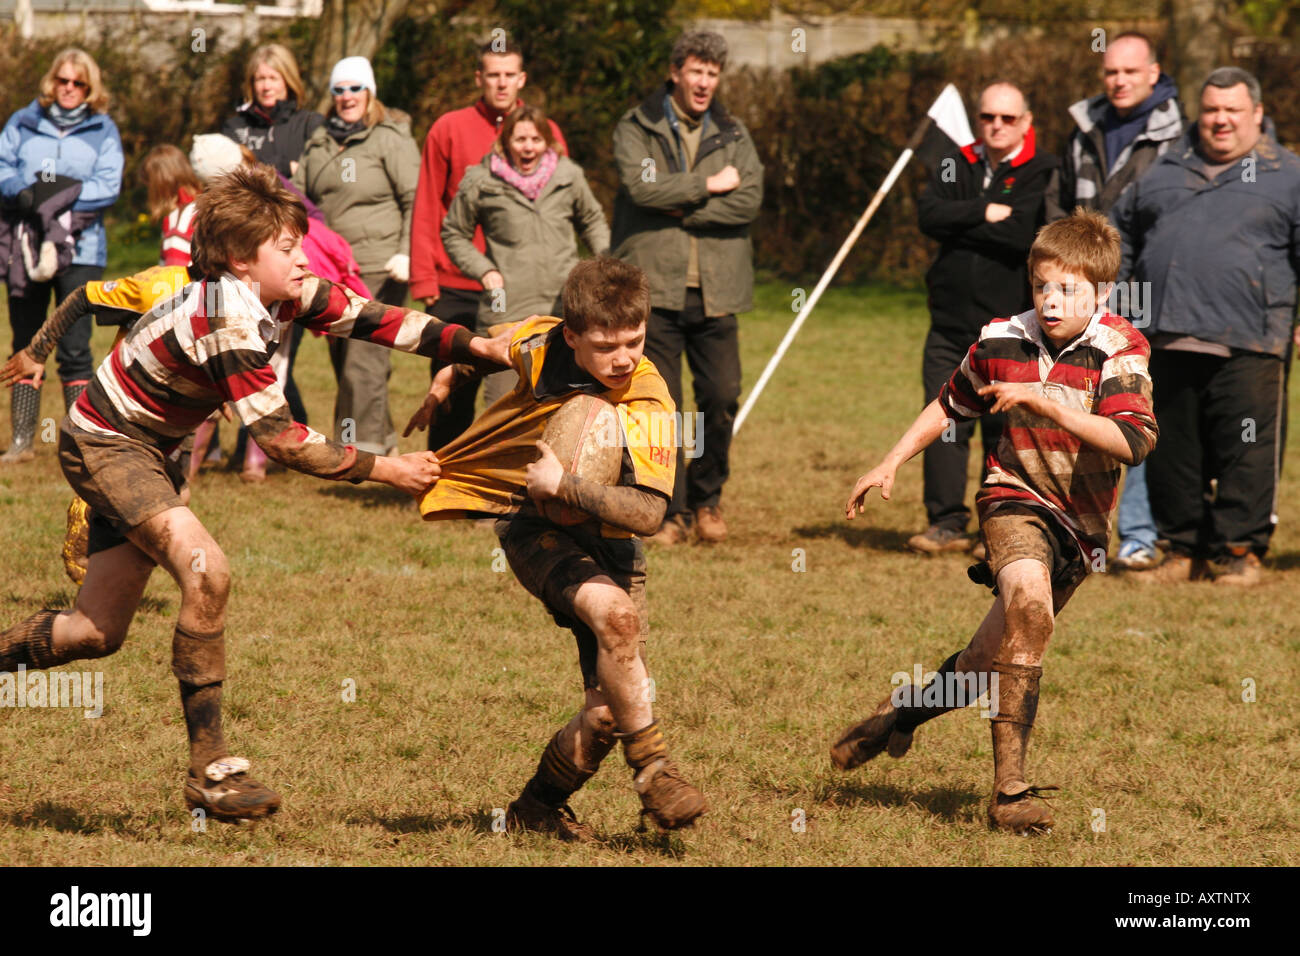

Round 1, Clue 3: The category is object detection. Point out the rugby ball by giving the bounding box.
[538,394,622,526]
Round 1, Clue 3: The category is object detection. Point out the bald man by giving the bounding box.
[910,82,1058,556]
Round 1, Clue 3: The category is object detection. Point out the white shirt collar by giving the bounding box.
[218,273,281,345]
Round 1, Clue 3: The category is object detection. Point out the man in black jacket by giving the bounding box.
[910,82,1057,554]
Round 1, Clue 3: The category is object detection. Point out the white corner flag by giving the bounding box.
[733,85,973,436]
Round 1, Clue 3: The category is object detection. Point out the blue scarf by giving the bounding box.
[47,102,90,129]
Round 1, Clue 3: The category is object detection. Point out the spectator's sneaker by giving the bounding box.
[1114,542,1162,571]
[184,757,281,822]
[988,783,1058,835]
[646,514,690,547]
[694,506,727,543]
[633,759,707,831]
[1212,552,1262,587]
[505,791,595,843]
[906,525,973,554]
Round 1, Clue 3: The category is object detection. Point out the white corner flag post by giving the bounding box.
[732,84,974,436]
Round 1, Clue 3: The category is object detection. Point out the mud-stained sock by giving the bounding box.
[894,651,970,733]
[0,609,64,670]
[180,681,228,777]
[523,730,596,808]
[615,720,669,774]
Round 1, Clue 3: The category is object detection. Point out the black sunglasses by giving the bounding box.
[979,112,1022,124]
[56,76,89,90]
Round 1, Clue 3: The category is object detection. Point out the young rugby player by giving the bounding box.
[413,256,707,839]
[0,166,506,821]
[834,209,1158,834]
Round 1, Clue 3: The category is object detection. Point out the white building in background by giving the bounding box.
[4,0,322,42]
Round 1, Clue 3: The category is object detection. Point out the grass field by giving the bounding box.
[1,261,1298,866]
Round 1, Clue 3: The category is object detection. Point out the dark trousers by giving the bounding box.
[426,286,481,453]
[643,289,741,518]
[1146,349,1284,559]
[7,264,102,382]
[920,326,1005,532]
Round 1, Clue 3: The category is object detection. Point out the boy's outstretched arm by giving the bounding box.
[979,383,1137,463]
[846,398,952,518]
[1,286,94,386]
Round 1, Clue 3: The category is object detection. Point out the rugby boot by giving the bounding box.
[617,721,706,830]
[505,790,595,843]
[184,757,281,822]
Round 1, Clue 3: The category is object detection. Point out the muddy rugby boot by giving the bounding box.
[184,757,281,822]
[633,758,707,831]
[505,790,595,843]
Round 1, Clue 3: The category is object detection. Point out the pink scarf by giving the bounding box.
[490,149,558,201]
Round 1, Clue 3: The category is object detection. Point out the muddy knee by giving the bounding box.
[599,603,642,655]
[582,704,618,742]
[181,549,230,622]
[1002,596,1053,662]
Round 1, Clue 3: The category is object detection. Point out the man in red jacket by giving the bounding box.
[410,39,567,451]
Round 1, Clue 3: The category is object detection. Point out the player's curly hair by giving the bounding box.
[562,256,650,333]
[190,164,307,279]
[1027,207,1121,286]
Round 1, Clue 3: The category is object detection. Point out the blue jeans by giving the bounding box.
[1117,461,1157,552]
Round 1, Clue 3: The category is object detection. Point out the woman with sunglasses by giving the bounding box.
[293,56,420,458]
[0,48,122,463]
[220,43,324,179]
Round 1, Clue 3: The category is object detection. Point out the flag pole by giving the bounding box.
[732,114,934,437]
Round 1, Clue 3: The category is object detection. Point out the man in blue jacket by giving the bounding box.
[1112,67,1300,586]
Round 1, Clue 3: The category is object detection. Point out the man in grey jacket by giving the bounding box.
[1047,31,1185,573]
[611,29,764,545]
[1111,67,1300,586]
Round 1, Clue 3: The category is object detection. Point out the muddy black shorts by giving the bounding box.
[968,502,1088,598]
[59,421,187,556]
[496,512,647,690]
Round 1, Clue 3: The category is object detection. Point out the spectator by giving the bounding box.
[221,43,323,179]
[1112,67,1300,587]
[612,29,763,545]
[293,56,420,457]
[910,82,1056,555]
[1046,31,1185,572]
[411,39,567,451]
[441,104,608,404]
[0,48,122,463]
[141,144,202,268]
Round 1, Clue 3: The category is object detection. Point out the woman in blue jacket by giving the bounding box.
[0,48,122,462]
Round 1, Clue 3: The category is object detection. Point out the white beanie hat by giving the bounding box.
[329,56,376,95]
[190,133,244,183]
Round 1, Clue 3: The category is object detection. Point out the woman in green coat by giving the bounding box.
[442,104,609,405]
[293,56,419,456]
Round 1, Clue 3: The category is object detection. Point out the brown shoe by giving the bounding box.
[1129,552,1210,583]
[906,525,973,554]
[505,790,595,843]
[1213,552,1262,587]
[830,694,911,770]
[987,783,1058,835]
[694,505,727,543]
[646,514,690,547]
[633,758,707,831]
